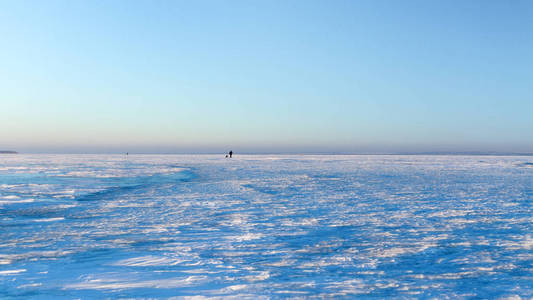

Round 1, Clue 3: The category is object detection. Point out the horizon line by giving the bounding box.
[2,151,533,156]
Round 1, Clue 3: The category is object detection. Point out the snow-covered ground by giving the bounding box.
[0,154,531,298]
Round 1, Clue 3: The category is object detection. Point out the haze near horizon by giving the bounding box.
[1,0,532,154]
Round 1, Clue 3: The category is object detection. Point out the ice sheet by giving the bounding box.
[0,154,531,298]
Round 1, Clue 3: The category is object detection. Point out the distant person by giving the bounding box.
[229,150,233,158]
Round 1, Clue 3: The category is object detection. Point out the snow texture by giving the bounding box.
[0,154,531,298]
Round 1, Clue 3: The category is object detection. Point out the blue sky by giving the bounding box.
[1,0,532,153]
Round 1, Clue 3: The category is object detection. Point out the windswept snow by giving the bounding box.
[0,154,531,298]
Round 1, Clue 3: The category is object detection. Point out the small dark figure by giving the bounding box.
[229,150,233,158]
[225,155,228,158]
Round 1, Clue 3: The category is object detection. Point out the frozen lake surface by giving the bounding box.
[0,154,531,299]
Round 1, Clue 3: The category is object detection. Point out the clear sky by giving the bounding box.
[1,0,532,153]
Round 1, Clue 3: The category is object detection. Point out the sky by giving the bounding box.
[1,0,532,154]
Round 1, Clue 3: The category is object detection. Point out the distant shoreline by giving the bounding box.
[0,150,17,154]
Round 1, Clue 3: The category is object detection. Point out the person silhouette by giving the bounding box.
[229,150,233,158]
